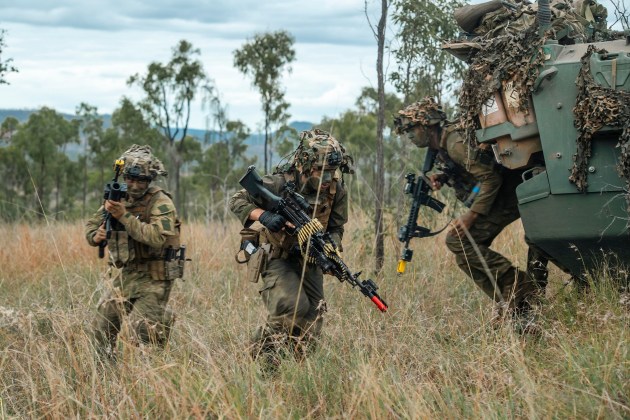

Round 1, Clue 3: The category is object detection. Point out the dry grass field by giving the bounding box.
[0,212,628,418]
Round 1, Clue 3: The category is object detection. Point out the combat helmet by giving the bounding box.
[394,97,447,135]
[119,144,167,181]
[293,129,354,174]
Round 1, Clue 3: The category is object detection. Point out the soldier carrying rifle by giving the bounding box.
[86,144,185,358]
[394,98,549,332]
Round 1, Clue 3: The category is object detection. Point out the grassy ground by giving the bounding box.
[0,215,628,418]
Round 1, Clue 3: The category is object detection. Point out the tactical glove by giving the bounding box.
[258,211,287,233]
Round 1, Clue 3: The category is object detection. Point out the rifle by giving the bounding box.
[98,159,127,258]
[397,149,447,274]
[397,149,482,274]
[239,166,388,312]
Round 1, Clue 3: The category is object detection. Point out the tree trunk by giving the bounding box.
[264,118,270,173]
[374,0,388,273]
[168,141,182,211]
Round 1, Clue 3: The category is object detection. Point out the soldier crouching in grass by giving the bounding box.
[86,144,184,359]
[229,129,354,370]
[394,98,549,333]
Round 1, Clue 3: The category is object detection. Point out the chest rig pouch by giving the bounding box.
[125,187,184,280]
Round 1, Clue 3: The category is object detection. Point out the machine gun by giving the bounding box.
[98,159,127,258]
[239,166,388,312]
[397,149,482,274]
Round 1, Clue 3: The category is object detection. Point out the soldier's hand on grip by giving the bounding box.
[93,223,107,244]
[105,200,126,220]
[258,211,287,233]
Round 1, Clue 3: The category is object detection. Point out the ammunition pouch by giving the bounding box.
[130,259,184,281]
[246,244,269,283]
[235,227,262,263]
[235,227,269,283]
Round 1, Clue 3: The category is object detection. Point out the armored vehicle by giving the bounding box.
[445,0,630,276]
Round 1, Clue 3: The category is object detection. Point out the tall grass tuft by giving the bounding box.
[0,215,628,418]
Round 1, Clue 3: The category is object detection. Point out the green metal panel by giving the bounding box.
[531,39,629,195]
[517,172,629,274]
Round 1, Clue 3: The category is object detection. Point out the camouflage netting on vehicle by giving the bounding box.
[570,45,630,211]
[456,0,614,148]
[458,25,547,147]
[472,0,607,41]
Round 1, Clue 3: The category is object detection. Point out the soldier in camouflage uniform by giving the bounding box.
[86,145,182,355]
[229,129,352,363]
[394,99,548,327]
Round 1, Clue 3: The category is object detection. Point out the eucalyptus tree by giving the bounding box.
[0,117,27,220]
[192,119,254,220]
[233,30,295,172]
[365,0,390,272]
[390,0,465,103]
[0,29,17,85]
[12,107,79,219]
[76,103,104,215]
[128,40,215,208]
[0,116,19,141]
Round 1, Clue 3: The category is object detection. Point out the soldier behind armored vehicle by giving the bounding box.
[229,129,354,369]
[394,98,549,332]
[86,144,185,359]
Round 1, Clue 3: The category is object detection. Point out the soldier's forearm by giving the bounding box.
[118,213,167,248]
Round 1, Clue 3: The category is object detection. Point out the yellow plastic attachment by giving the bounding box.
[114,159,125,170]
[397,259,407,274]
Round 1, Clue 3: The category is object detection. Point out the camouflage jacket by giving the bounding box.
[85,186,180,267]
[229,171,348,255]
[437,126,502,216]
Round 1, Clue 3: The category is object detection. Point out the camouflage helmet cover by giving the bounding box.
[119,144,167,181]
[394,97,447,135]
[294,129,354,174]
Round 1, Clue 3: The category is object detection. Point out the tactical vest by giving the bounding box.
[126,186,181,262]
[260,179,338,259]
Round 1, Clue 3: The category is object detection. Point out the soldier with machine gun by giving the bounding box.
[394,98,548,331]
[229,129,374,367]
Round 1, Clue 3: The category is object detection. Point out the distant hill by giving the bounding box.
[0,108,313,163]
[0,109,113,128]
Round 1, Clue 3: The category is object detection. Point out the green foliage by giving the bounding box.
[128,40,215,208]
[0,28,18,85]
[233,30,296,172]
[390,0,466,102]
[0,107,80,220]
[189,120,256,221]
[0,116,19,139]
[317,87,427,218]
[273,124,300,166]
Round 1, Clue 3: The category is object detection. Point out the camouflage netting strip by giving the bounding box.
[456,0,607,148]
[458,25,547,147]
[570,45,630,211]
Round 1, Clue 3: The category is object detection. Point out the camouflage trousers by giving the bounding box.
[445,171,547,310]
[251,257,326,361]
[92,266,175,354]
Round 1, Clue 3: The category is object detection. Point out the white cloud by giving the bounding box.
[0,1,384,129]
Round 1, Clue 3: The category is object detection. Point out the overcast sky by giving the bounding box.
[0,0,624,131]
[0,0,391,131]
